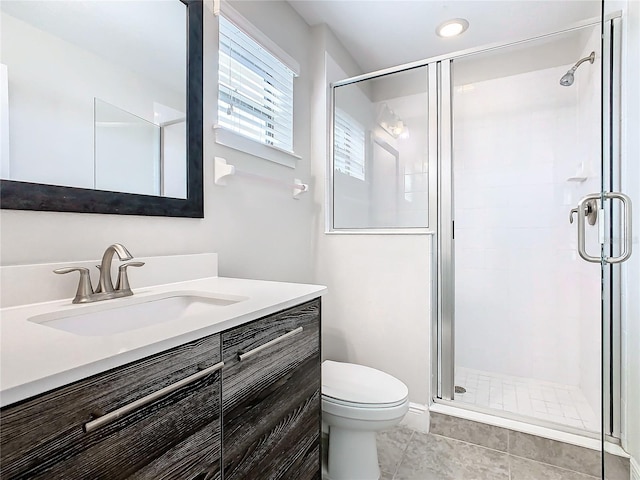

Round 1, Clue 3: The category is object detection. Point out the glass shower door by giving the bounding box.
[447,24,605,435]
[437,11,633,479]
[417,3,635,478]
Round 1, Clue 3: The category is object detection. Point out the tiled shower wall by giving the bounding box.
[453,27,602,422]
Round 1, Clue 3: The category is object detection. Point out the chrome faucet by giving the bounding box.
[98,243,132,294]
[54,244,144,304]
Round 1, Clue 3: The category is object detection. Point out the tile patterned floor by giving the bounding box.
[377,426,600,480]
[454,367,600,431]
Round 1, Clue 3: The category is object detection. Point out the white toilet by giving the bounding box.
[322,360,409,480]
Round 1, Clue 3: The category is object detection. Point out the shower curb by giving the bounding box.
[430,412,630,479]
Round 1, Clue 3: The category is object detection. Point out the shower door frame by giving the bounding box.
[431,14,624,442]
[601,15,623,441]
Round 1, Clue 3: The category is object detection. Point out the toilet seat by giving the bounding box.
[322,395,408,409]
[322,360,409,407]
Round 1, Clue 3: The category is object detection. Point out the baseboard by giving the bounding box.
[400,402,430,433]
[631,456,639,480]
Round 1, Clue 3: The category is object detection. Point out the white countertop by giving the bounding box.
[0,276,326,407]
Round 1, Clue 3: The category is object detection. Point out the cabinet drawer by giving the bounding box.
[1,334,222,480]
[222,298,321,480]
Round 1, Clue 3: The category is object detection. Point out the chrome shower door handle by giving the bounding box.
[575,192,633,264]
[576,193,601,263]
[603,192,633,264]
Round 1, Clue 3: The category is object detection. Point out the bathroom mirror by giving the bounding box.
[0,0,203,217]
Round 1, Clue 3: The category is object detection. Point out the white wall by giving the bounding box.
[453,51,601,410]
[310,25,431,404]
[206,0,314,282]
[0,1,315,289]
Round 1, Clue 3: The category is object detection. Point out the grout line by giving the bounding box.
[428,431,510,455]
[390,428,416,480]
[507,452,600,479]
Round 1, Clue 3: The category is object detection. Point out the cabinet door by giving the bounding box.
[222,299,321,480]
[1,334,222,480]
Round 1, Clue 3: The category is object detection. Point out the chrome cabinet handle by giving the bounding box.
[604,192,633,264]
[238,327,303,361]
[84,361,224,433]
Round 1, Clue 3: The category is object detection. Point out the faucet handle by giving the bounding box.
[54,267,94,304]
[115,262,145,293]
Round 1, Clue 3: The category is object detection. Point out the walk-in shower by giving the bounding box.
[450,26,604,434]
[331,10,631,480]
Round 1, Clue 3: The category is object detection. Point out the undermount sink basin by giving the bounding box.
[28,291,248,336]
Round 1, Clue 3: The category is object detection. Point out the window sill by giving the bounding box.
[213,126,300,169]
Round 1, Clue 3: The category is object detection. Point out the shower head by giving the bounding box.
[560,71,575,86]
[560,51,596,86]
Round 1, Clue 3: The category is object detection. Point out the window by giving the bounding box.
[333,108,366,181]
[217,14,296,155]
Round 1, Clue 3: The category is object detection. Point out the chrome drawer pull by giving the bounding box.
[238,327,303,361]
[84,361,224,433]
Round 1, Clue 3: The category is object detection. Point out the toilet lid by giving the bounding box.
[322,360,409,406]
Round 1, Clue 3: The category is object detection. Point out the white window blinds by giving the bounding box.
[218,15,295,153]
[334,109,366,181]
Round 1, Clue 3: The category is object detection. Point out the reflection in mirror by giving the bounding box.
[94,98,187,198]
[0,0,186,198]
[94,99,161,197]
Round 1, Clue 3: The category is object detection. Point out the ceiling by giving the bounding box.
[288,1,602,73]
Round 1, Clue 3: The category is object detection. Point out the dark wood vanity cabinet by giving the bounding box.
[222,298,321,480]
[0,334,223,480]
[0,298,321,480]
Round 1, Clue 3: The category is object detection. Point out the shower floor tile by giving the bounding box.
[454,367,599,432]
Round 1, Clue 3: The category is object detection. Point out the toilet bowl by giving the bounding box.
[322,360,409,480]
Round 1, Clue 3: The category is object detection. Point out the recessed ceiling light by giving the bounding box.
[436,18,469,38]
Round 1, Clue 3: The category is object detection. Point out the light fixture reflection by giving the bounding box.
[436,18,469,38]
[378,104,408,139]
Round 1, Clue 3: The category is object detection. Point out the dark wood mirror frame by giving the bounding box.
[0,0,204,218]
